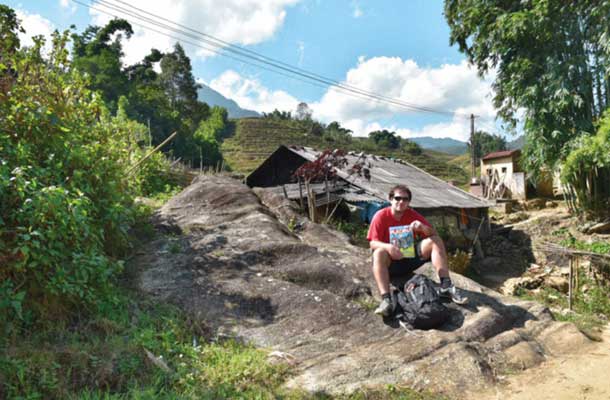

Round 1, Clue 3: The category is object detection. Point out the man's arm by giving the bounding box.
[410,220,437,238]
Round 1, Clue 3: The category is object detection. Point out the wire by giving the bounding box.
[72,0,476,118]
[108,0,468,118]
[72,0,441,113]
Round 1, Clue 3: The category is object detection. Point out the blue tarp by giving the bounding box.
[355,201,389,223]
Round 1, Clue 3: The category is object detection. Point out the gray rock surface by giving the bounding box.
[132,175,593,398]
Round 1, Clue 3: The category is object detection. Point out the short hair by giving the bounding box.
[388,184,412,200]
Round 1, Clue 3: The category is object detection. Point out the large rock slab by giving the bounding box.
[132,175,593,398]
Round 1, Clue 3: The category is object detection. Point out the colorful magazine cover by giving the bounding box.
[389,225,415,258]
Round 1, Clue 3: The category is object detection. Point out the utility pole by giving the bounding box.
[470,113,476,182]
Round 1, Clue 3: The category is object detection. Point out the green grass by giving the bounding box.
[331,220,370,248]
[515,273,610,337]
[0,290,448,399]
[0,293,292,399]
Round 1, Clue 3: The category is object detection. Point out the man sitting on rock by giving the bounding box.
[367,184,467,316]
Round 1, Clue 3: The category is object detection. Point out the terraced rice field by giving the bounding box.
[221,118,470,186]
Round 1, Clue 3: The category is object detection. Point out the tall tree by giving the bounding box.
[295,102,313,121]
[71,19,133,111]
[468,130,507,165]
[444,1,610,175]
[369,129,400,149]
[159,43,200,111]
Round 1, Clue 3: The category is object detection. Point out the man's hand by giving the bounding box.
[409,220,423,233]
[387,244,403,260]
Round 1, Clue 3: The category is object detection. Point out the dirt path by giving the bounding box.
[475,325,610,400]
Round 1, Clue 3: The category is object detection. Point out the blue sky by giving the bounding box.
[6,0,504,141]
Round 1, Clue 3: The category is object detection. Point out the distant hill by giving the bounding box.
[197,84,260,118]
[507,135,525,150]
[221,118,470,187]
[409,137,468,155]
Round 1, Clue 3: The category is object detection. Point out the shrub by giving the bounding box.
[0,22,173,331]
[561,109,610,218]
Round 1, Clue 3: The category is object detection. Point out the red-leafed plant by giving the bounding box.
[293,149,347,221]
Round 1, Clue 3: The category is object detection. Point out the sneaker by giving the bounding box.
[374,297,392,316]
[439,285,468,305]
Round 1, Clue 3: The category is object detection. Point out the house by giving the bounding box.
[247,145,491,240]
[480,150,526,200]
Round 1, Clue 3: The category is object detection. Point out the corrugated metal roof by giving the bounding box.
[482,149,520,161]
[285,145,489,209]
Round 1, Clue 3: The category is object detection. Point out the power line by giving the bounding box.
[108,0,470,118]
[72,0,436,113]
[72,0,475,119]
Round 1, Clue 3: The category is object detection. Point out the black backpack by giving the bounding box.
[391,274,449,330]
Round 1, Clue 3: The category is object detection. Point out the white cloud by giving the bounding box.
[59,0,77,14]
[89,0,300,66]
[352,1,363,18]
[207,70,299,113]
[201,57,496,142]
[310,57,496,140]
[15,9,55,54]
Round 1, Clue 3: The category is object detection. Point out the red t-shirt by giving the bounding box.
[367,207,432,243]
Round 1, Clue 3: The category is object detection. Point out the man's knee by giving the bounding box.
[420,235,446,257]
[372,248,391,267]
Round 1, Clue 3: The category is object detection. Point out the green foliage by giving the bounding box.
[71,20,133,112]
[262,109,293,120]
[0,289,447,400]
[0,294,288,399]
[445,0,610,177]
[369,129,400,149]
[192,109,224,168]
[400,139,422,155]
[0,16,179,332]
[332,220,369,247]
[1,28,132,328]
[467,130,507,164]
[558,236,610,256]
[71,20,211,165]
[560,109,610,218]
[516,272,610,335]
[323,121,353,144]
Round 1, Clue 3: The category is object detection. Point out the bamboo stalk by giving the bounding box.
[568,257,574,311]
[324,198,343,224]
[575,256,579,294]
[127,131,178,175]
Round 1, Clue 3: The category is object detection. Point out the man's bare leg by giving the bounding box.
[419,235,468,304]
[419,235,449,278]
[372,248,394,315]
[372,248,392,295]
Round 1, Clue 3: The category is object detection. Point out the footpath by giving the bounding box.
[475,319,610,399]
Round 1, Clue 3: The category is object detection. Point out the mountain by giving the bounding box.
[507,135,525,150]
[409,136,468,155]
[197,84,260,119]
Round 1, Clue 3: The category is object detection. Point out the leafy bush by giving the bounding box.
[561,109,610,218]
[332,220,369,247]
[0,21,176,331]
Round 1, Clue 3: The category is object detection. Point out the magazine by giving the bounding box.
[389,225,415,258]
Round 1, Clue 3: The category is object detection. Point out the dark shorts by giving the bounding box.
[388,242,428,278]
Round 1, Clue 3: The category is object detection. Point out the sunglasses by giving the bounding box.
[392,196,410,202]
